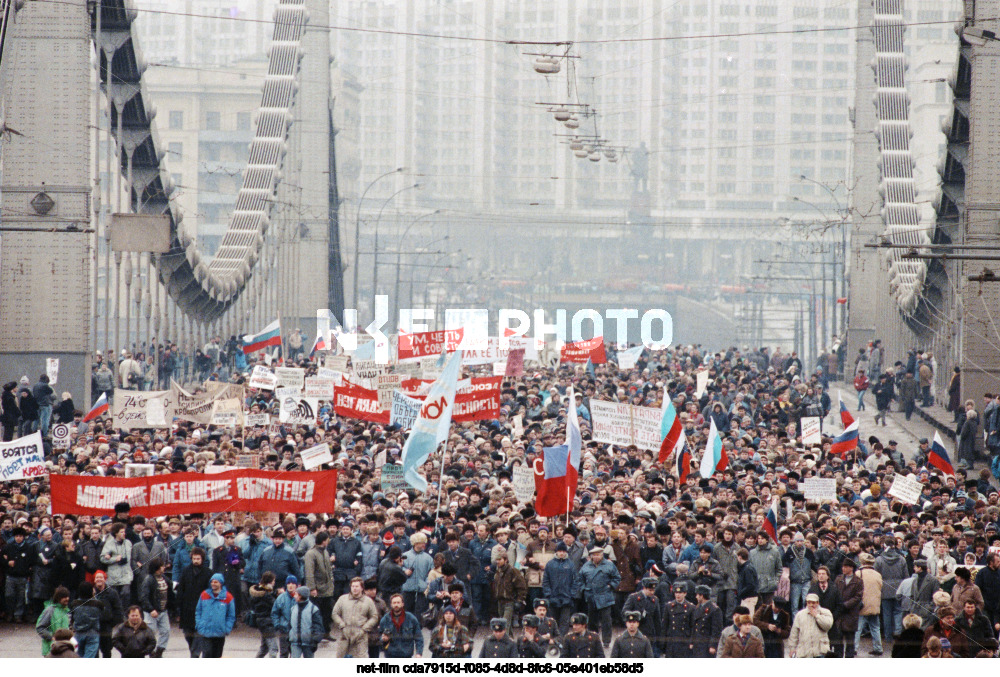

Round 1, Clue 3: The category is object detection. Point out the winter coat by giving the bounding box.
[1,389,19,426]
[958,412,979,460]
[956,609,994,648]
[834,573,863,632]
[908,572,941,624]
[248,584,277,635]
[612,538,642,592]
[71,597,105,636]
[492,563,527,602]
[332,591,379,642]
[138,573,172,615]
[922,620,969,657]
[379,610,424,658]
[951,580,984,611]
[737,561,759,600]
[749,543,782,593]
[752,603,791,658]
[377,558,408,598]
[782,545,815,584]
[270,590,297,634]
[721,631,765,658]
[874,549,909,599]
[194,582,236,638]
[946,373,961,411]
[857,566,883,615]
[469,536,498,585]
[977,563,1000,614]
[257,542,300,584]
[574,558,621,610]
[401,548,434,594]
[35,600,71,656]
[112,620,157,657]
[360,538,382,580]
[713,542,739,591]
[303,544,334,597]
[787,607,833,658]
[2,537,34,577]
[95,584,123,633]
[46,640,79,658]
[899,377,919,403]
[131,538,167,588]
[443,545,476,585]
[29,540,59,600]
[240,535,267,584]
[99,538,133,587]
[52,546,84,595]
[176,563,213,632]
[542,556,576,606]
[329,535,364,581]
[289,599,325,650]
[80,537,105,576]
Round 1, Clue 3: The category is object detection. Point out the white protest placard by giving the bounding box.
[325,354,349,372]
[112,389,174,429]
[210,411,240,427]
[589,400,663,451]
[512,414,524,437]
[0,432,46,481]
[124,463,155,478]
[51,423,71,449]
[278,394,319,425]
[353,359,386,381]
[512,464,535,504]
[376,373,402,411]
[274,367,305,390]
[210,398,244,427]
[695,368,709,399]
[617,346,644,371]
[393,361,421,378]
[249,365,277,390]
[246,413,270,427]
[304,377,335,399]
[390,391,422,430]
[237,454,259,469]
[380,463,409,494]
[801,417,822,446]
[300,442,333,470]
[802,477,837,503]
[888,474,923,505]
[204,464,235,475]
[420,356,442,380]
[493,361,507,376]
[46,358,59,385]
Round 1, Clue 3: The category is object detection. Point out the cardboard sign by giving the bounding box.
[589,400,662,450]
[513,414,524,437]
[888,474,923,505]
[390,391,422,430]
[124,463,155,478]
[802,477,837,503]
[512,464,536,504]
[801,417,822,446]
[278,394,319,425]
[236,454,259,469]
[274,367,305,390]
[0,432,47,481]
[210,398,244,427]
[353,359,386,380]
[300,442,333,470]
[51,423,71,449]
[245,413,270,427]
[46,358,59,385]
[380,463,409,494]
[376,373,403,411]
[462,336,536,366]
[505,348,525,377]
[324,355,349,372]
[249,366,277,390]
[695,368,709,398]
[617,346,644,371]
[303,377,335,399]
[112,389,174,429]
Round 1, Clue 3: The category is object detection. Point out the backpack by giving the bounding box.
[242,609,257,628]
[854,373,869,392]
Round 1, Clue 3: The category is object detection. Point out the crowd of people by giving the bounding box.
[0,341,998,659]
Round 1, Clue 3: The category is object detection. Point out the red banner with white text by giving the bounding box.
[560,337,607,363]
[397,328,464,361]
[50,469,338,517]
[334,382,391,424]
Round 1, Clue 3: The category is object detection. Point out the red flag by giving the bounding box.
[533,446,574,517]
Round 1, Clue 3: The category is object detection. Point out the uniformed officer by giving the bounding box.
[479,618,519,658]
[691,584,724,658]
[622,577,662,655]
[560,613,605,658]
[663,583,695,658]
[517,615,548,658]
[610,611,655,658]
[533,598,560,643]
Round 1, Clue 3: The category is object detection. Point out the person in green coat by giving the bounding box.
[36,586,71,656]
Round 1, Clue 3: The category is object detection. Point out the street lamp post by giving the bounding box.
[372,183,420,310]
[352,167,403,311]
[394,209,441,324]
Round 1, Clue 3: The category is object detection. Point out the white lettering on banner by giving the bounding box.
[589,400,662,451]
[75,485,149,509]
[390,391,421,429]
[249,366,277,390]
[802,478,837,503]
[888,475,923,505]
[274,367,305,390]
[462,336,536,366]
[235,477,316,503]
[0,432,47,481]
[149,479,233,505]
[512,464,535,504]
[300,442,333,470]
[303,377,335,399]
[801,417,822,446]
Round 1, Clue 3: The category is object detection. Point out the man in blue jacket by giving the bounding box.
[542,542,576,634]
[378,593,424,658]
[240,523,268,600]
[194,573,236,658]
[256,528,300,587]
[329,522,363,601]
[288,586,325,658]
[270,575,300,658]
[574,547,621,648]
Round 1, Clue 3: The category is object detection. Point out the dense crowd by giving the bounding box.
[1,341,999,659]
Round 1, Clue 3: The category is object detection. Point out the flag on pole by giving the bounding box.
[535,445,572,517]
[82,392,109,422]
[699,417,727,478]
[309,332,328,359]
[762,497,779,541]
[242,320,282,354]
[928,431,955,476]
[400,350,463,492]
[674,431,691,484]
[830,418,859,456]
[658,398,683,464]
[838,392,855,428]
[566,386,581,479]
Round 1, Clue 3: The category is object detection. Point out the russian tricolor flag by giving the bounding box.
[699,417,728,478]
[928,431,955,476]
[830,420,859,456]
[83,392,109,422]
[242,320,282,355]
[309,332,328,358]
[762,497,779,542]
[839,392,855,428]
[675,432,691,485]
[658,398,683,464]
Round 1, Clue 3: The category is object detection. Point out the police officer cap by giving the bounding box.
[570,613,589,626]
[490,618,508,632]
[695,585,712,597]
[533,598,549,608]
[641,577,657,588]
[672,583,687,593]
[624,610,642,623]
[523,614,540,628]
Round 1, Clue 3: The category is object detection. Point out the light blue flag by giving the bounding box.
[353,340,376,361]
[400,350,463,491]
